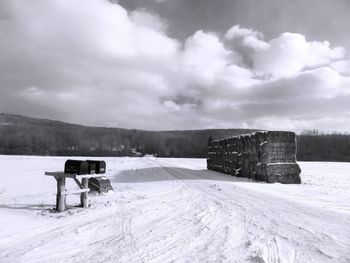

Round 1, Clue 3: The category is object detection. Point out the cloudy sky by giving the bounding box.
[1,0,350,132]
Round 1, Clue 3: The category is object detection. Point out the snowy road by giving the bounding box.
[0,156,350,262]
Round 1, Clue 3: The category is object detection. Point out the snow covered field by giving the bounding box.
[0,155,349,263]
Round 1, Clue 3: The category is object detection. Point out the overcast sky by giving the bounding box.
[0,0,349,132]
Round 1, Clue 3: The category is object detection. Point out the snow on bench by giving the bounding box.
[45,171,98,212]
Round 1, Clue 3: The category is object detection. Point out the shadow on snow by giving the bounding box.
[109,167,255,184]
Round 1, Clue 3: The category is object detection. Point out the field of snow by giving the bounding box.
[0,155,350,263]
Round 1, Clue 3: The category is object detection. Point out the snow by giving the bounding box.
[0,155,350,263]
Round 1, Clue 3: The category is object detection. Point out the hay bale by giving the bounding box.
[207,130,301,184]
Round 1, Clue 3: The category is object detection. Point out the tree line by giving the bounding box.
[1,113,350,161]
[0,113,253,157]
[297,130,350,161]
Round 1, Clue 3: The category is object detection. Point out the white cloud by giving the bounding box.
[182,30,242,86]
[0,0,349,132]
[225,25,269,50]
[253,32,345,78]
[10,0,178,59]
[130,9,168,33]
[331,60,350,76]
[180,30,259,100]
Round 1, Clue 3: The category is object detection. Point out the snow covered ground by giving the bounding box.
[0,155,349,263]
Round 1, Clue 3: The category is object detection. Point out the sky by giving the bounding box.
[0,0,349,132]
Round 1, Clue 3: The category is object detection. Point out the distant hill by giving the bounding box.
[0,113,256,157]
[1,113,350,161]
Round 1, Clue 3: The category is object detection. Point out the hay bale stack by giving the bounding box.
[207,131,301,184]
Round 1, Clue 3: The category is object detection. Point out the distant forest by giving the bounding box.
[297,130,350,161]
[1,113,350,162]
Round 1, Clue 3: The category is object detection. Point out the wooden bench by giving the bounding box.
[45,171,99,212]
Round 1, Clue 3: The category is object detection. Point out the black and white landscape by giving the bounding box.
[0,0,350,262]
[1,157,350,262]
[0,0,350,131]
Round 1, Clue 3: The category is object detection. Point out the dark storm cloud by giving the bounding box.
[119,0,350,50]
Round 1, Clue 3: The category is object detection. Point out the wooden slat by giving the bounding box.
[76,174,104,179]
[45,171,109,179]
[45,171,77,178]
[61,188,90,196]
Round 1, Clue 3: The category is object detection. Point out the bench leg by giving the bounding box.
[80,178,89,208]
[56,177,66,212]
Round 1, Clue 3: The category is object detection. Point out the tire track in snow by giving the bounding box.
[3,158,350,263]
[173,168,247,262]
[153,160,248,262]
[212,186,299,263]
[83,162,209,263]
[155,161,348,263]
[134,190,214,262]
[106,159,233,263]
[87,193,191,262]
[112,198,139,261]
[86,161,350,262]
[0,211,107,262]
[183,167,346,263]
[1,202,142,263]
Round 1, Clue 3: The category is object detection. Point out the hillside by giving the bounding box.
[1,113,350,161]
[0,113,255,157]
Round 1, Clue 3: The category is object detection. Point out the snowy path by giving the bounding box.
[0,156,350,262]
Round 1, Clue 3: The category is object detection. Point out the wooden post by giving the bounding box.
[46,172,91,211]
[56,176,66,212]
[80,178,89,208]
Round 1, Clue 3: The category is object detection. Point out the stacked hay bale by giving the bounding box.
[207,131,301,184]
